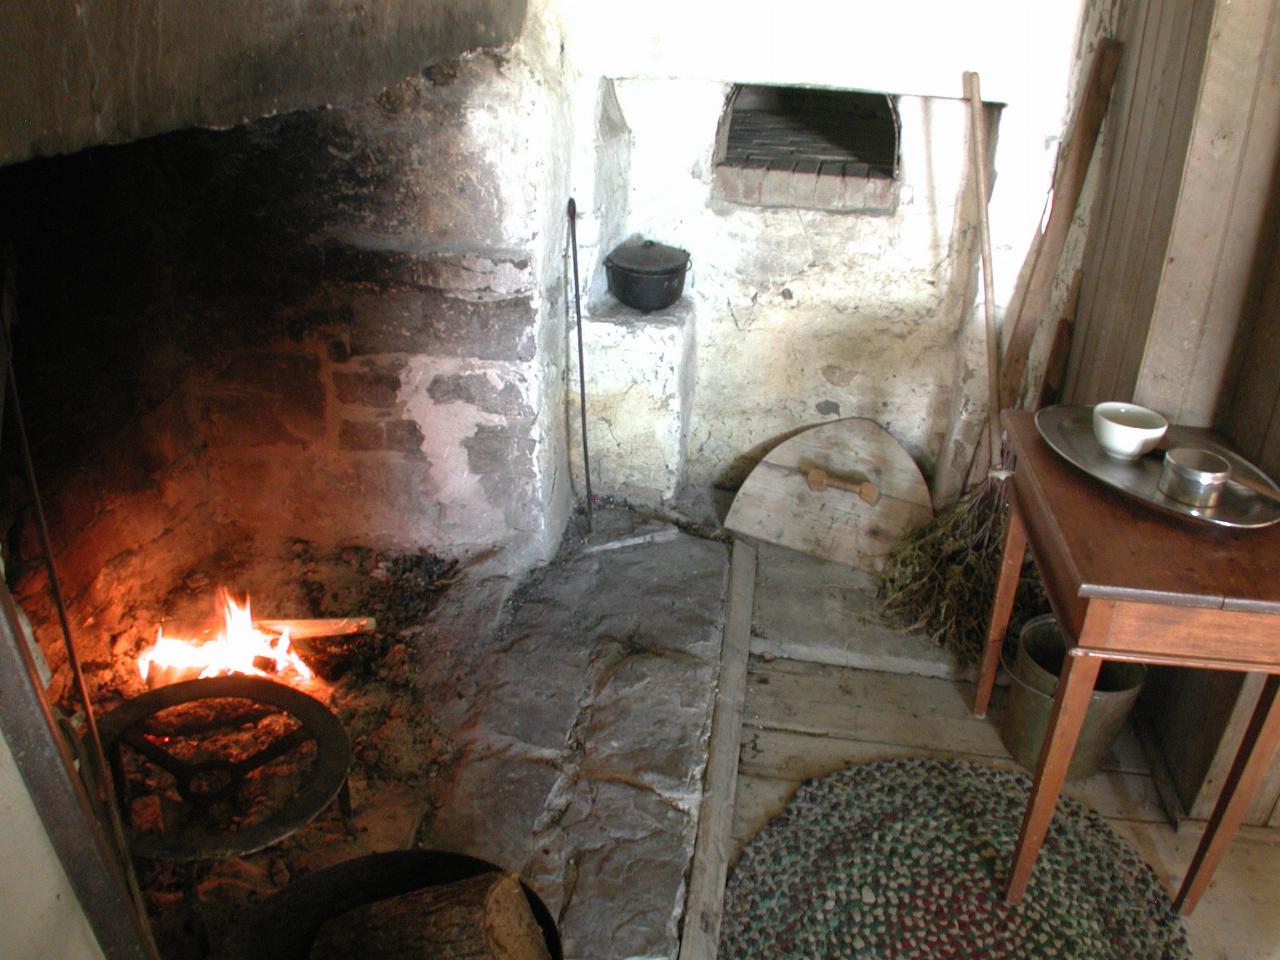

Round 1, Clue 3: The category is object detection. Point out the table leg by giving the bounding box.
[1173,673,1280,914]
[973,500,1028,718]
[1004,649,1101,903]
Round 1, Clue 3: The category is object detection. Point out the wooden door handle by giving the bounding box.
[806,468,880,506]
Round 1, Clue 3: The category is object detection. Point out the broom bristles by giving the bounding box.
[878,413,1049,664]
[877,475,1020,665]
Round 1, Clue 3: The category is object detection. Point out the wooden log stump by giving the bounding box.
[309,871,551,960]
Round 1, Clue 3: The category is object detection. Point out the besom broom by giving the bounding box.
[880,44,1121,663]
[877,73,1038,665]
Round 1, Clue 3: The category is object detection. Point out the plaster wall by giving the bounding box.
[551,0,1087,514]
[0,728,105,960]
[553,0,1085,317]
[568,306,696,501]
[571,88,984,512]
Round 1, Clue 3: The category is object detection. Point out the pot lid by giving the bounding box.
[605,239,690,275]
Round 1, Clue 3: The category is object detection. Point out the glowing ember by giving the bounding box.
[138,589,314,685]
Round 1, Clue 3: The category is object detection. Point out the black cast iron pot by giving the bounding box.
[604,238,691,312]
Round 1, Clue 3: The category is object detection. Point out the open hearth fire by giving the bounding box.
[138,591,318,689]
[87,540,576,960]
[93,555,562,959]
[113,587,377,862]
[85,548,473,957]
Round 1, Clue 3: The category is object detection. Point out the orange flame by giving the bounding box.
[138,589,313,686]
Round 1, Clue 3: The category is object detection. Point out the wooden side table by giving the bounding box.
[974,410,1280,914]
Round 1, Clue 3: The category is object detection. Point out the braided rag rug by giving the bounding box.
[719,757,1192,959]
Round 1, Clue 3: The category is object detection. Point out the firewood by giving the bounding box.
[309,871,551,960]
[254,618,377,639]
[157,617,377,640]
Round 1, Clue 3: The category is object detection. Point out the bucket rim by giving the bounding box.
[1007,615,1146,701]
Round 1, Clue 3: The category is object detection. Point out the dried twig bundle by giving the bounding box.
[877,478,1046,665]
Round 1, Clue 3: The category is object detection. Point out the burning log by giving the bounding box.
[309,871,552,960]
[139,589,376,688]
[159,618,379,641]
[255,617,376,638]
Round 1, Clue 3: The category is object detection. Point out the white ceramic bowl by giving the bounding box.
[1092,402,1168,460]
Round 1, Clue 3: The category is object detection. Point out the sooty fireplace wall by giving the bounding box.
[1,49,573,702]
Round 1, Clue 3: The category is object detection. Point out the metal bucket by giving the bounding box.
[1001,614,1146,781]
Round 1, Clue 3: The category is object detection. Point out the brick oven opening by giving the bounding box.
[714,84,900,211]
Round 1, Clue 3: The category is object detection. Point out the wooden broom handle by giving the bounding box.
[964,71,1002,471]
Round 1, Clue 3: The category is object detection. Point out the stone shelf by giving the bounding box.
[571,298,697,505]
[584,296,695,329]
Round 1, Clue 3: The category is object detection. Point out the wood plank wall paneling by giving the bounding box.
[1086,0,1165,403]
[1115,1,1212,401]
[1063,0,1280,833]
[1219,45,1280,482]
[1065,0,1211,407]
[1221,238,1280,480]
[1065,0,1152,405]
[1138,0,1280,424]
[1096,0,1181,402]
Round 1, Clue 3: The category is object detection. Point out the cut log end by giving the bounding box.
[309,871,552,960]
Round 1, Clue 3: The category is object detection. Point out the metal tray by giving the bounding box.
[1034,405,1280,529]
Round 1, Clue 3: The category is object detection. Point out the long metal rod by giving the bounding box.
[567,198,593,527]
[0,249,14,448]
[0,586,158,960]
[5,346,116,811]
[2,286,158,957]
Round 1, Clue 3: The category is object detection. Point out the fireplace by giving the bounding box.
[0,4,598,953]
[0,49,986,960]
[0,43,729,953]
[1,45,576,695]
[0,0,1044,721]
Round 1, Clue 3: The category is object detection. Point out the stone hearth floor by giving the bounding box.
[122,508,725,960]
[418,509,729,960]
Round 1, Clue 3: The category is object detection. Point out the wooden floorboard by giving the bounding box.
[745,655,1150,775]
[679,541,755,960]
[727,773,797,872]
[692,546,1280,960]
[738,725,1166,824]
[727,652,1280,960]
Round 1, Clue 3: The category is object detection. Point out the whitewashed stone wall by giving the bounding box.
[552,0,1087,517]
